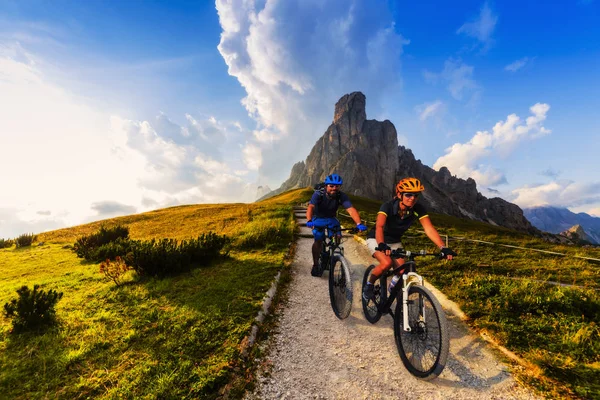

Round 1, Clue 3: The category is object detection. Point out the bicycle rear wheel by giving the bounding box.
[328,254,353,319]
[393,285,449,380]
[361,265,386,324]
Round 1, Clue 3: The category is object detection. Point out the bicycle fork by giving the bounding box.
[401,272,423,332]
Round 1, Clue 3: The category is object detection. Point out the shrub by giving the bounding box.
[73,224,130,261]
[99,256,132,286]
[0,238,14,249]
[15,233,36,248]
[92,237,133,262]
[3,285,63,333]
[128,233,229,278]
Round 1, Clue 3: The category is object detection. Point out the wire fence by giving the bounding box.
[334,210,600,264]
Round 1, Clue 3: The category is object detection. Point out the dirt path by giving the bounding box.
[244,210,540,400]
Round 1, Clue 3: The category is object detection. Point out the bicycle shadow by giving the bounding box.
[432,313,513,389]
[343,263,515,391]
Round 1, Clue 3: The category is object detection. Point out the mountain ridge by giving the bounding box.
[524,206,600,244]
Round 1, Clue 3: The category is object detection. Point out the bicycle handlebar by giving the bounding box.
[313,226,361,234]
[388,249,442,259]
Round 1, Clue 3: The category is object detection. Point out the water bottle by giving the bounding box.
[388,274,401,292]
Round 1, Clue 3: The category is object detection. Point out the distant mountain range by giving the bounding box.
[523,206,600,244]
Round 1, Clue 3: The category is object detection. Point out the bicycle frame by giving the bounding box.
[316,226,345,259]
[378,253,429,332]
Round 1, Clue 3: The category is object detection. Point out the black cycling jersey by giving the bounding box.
[367,199,428,243]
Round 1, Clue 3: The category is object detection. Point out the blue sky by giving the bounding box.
[0,0,599,238]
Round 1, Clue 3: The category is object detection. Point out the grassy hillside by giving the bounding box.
[0,188,311,399]
[1,187,598,399]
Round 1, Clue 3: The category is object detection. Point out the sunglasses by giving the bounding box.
[403,193,419,198]
[327,184,341,188]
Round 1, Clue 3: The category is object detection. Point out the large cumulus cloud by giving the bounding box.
[216,0,409,186]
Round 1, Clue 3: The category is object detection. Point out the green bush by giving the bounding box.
[73,224,130,261]
[92,237,134,262]
[14,233,36,248]
[0,238,14,249]
[128,233,229,278]
[3,284,63,333]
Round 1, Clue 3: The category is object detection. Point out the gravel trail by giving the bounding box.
[245,210,540,400]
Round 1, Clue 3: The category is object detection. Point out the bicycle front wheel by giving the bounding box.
[393,285,449,380]
[328,254,353,319]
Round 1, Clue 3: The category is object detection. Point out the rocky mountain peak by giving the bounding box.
[523,206,600,244]
[333,92,366,136]
[262,92,538,234]
[569,224,585,234]
[560,224,595,244]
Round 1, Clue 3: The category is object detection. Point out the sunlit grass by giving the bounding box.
[0,188,309,399]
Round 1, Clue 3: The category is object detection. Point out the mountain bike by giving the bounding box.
[311,226,359,319]
[361,249,450,380]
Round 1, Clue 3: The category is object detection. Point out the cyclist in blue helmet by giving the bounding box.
[306,173,367,276]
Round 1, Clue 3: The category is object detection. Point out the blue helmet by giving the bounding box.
[324,173,343,185]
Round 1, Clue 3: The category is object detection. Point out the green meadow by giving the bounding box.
[1,188,599,399]
[0,189,308,399]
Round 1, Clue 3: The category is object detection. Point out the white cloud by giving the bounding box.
[194,155,228,175]
[416,100,444,121]
[511,181,600,210]
[457,2,498,50]
[89,201,137,221]
[242,143,263,170]
[0,207,67,239]
[216,0,409,186]
[111,115,259,202]
[587,208,600,217]
[504,57,530,72]
[253,128,281,143]
[433,103,551,186]
[424,59,478,101]
[0,41,260,237]
[511,182,563,208]
[0,43,147,237]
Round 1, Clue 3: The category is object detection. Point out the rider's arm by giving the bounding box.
[419,216,446,249]
[345,206,362,226]
[306,203,315,221]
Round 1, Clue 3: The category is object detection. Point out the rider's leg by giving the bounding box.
[363,254,403,300]
[364,240,404,283]
[368,252,395,284]
[312,240,323,267]
[311,219,327,267]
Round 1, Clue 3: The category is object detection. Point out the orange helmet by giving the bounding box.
[396,177,425,196]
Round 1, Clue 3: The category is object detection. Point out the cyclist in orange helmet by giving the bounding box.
[363,177,456,301]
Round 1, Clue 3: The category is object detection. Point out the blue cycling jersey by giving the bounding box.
[309,191,352,218]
